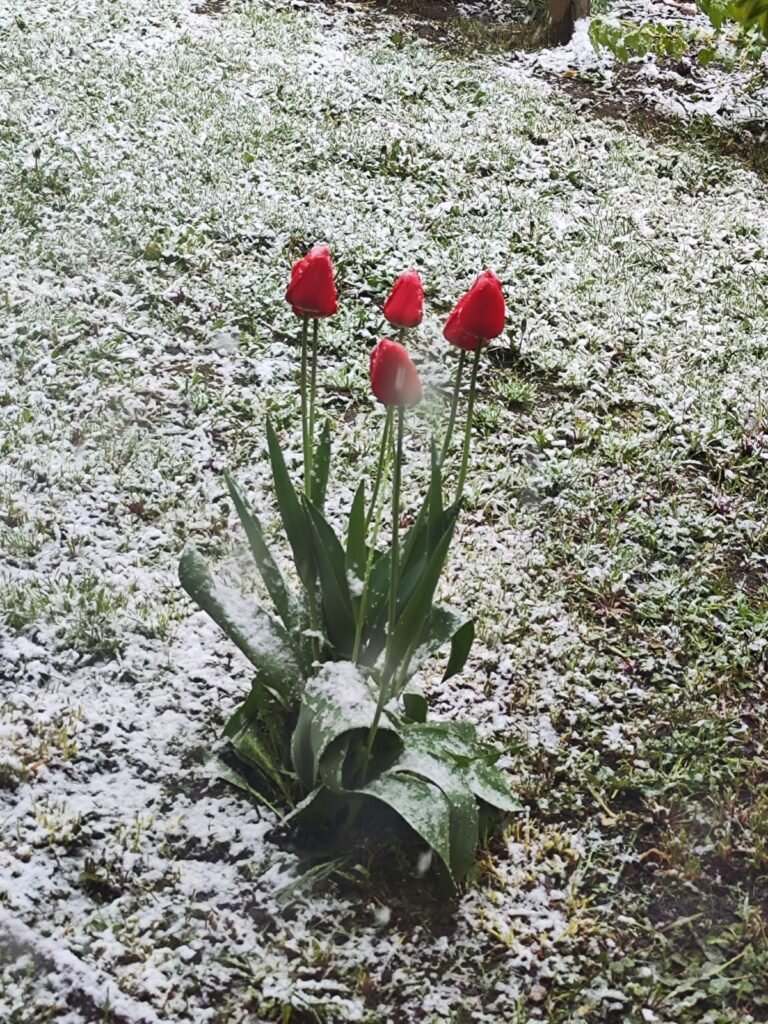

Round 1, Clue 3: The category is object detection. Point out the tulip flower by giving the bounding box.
[442,270,506,351]
[369,338,423,408]
[285,244,338,318]
[285,244,338,501]
[383,270,424,331]
[441,271,506,501]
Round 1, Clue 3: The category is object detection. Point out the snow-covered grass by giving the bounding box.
[1,0,767,1021]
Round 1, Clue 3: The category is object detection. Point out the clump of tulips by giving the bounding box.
[180,245,519,888]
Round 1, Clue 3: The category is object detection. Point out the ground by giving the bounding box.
[1,1,767,1022]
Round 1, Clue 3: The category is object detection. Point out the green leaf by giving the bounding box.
[345,481,367,585]
[223,677,286,739]
[469,761,523,814]
[224,471,303,637]
[229,721,281,779]
[403,606,475,684]
[441,617,474,681]
[179,544,302,699]
[426,443,444,550]
[393,738,479,881]
[304,499,356,657]
[402,681,428,723]
[386,520,457,688]
[265,417,315,590]
[209,756,282,816]
[284,784,351,831]
[311,418,332,512]
[358,772,455,887]
[405,722,522,814]
[291,662,400,790]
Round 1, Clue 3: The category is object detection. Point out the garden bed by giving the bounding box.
[1,0,767,1022]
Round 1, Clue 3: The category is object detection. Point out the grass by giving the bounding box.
[0,0,767,1021]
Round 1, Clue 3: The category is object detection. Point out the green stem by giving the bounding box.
[353,408,394,663]
[299,314,310,495]
[365,409,393,530]
[363,405,404,763]
[455,346,482,506]
[440,349,466,465]
[388,405,405,646]
[307,317,319,500]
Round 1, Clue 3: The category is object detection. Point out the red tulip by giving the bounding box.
[443,270,506,351]
[383,270,424,329]
[370,338,423,407]
[285,244,338,318]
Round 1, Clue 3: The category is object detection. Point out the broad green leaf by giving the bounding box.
[405,722,521,814]
[358,772,455,887]
[469,760,523,814]
[224,471,303,636]
[304,499,356,657]
[290,661,400,790]
[318,734,350,792]
[364,547,393,631]
[265,417,315,590]
[311,418,332,512]
[393,741,479,881]
[179,544,301,699]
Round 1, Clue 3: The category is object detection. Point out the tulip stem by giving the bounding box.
[455,346,482,505]
[388,405,405,646]
[440,349,467,466]
[307,317,319,501]
[363,405,404,766]
[299,314,311,496]
[352,406,393,664]
[365,408,393,530]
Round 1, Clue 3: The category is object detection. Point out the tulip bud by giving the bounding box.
[285,244,338,318]
[383,270,424,330]
[443,270,506,351]
[369,338,423,407]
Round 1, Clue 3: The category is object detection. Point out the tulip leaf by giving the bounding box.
[357,772,455,887]
[266,417,315,591]
[304,498,356,657]
[385,520,457,689]
[401,606,475,684]
[210,756,283,815]
[405,722,522,814]
[290,662,400,791]
[179,544,301,699]
[224,471,304,638]
[285,784,352,832]
[469,761,523,814]
[345,480,367,586]
[311,418,332,513]
[440,614,475,682]
[402,680,428,723]
[392,741,479,881]
[223,677,287,739]
[426,443,445,548]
